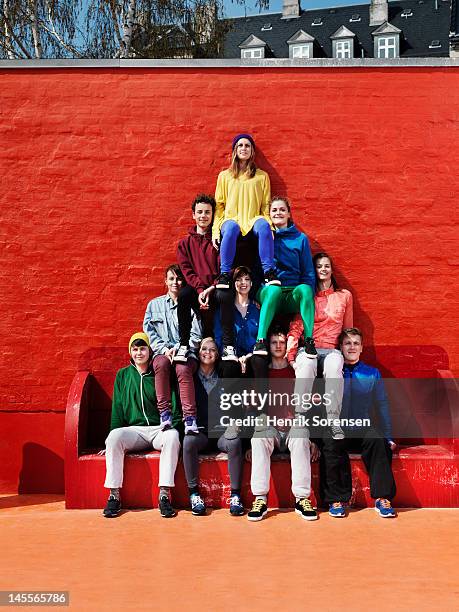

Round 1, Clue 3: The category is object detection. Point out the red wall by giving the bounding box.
[1,65,458,492]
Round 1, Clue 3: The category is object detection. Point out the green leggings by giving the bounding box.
[257,284,314,340]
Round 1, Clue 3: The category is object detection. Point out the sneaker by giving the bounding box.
[329,502,346,518]
[222,345,238,361]
[303,337,318,358]
[173,345,188,363]
[330,423,345,440]
[103,495,121,518]
[184,416,199,435]
[295,498,318,521]
[160,410,172,431]
[190,493,206,516]
[264,269,281,286]
[224,423,240,440]
[159,495,176,518]
[229,494,244,516]
[253,339,268,356]
[247,498,268,521]
[216,272,232,289]
[375,498,396,518]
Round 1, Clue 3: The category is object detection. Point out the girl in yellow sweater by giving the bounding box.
[213,134,280,290]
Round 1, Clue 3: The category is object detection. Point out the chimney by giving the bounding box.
[369,0,388,26]
[282,0,300,19]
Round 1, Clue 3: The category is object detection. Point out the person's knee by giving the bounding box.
[162,428,180,451]
[261,284,282,304]
[323,351,344,378]
[221,220,240,237]
[294,283,314,301]
[253,218,271,235]
[295,353,316,378]
[154,355,170,372]
[105,428,125,450]
[182,434,199,455]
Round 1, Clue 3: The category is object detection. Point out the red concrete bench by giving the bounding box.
[65,346,459,509]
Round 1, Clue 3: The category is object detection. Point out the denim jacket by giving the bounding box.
[143,293,202,358]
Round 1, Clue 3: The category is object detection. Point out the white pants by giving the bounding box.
[294,349,344,419]
[104,425,180,489]
[250,429,311,499]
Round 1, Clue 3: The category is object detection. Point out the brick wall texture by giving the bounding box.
[1,66,458,491]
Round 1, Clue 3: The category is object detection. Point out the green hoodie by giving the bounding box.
[111,364,182,431]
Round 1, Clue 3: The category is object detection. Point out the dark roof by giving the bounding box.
[223,0,451,58]
[452,0,459,39]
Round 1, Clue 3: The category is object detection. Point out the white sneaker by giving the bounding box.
[173,345,188,363]
[222,346,238,361]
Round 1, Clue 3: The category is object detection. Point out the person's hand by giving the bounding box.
[310,442,320,462]
[97,449,106,456]
[212,238,220,251]
[239,354,248,374]
[245,449,252,462]
[164,347,175,363]
[198,286,214,309]
[388,440,397,451]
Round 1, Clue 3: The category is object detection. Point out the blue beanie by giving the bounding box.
[232,133,255,150]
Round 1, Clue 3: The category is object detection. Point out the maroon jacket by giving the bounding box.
[176,227,219,293]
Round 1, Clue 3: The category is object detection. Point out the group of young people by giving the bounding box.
[102,133,397,521]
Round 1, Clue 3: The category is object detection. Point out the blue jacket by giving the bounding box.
[214,302,259,357]
[273,224,315,289]
[341,361,393,441]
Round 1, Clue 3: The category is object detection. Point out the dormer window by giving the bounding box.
[349,14,361,22]
[429,40,441,48]
[312,18,323,26]
[372,22,401,58]
[261,23,272,31]
[401,9,413,17]
[287,29,314,59]
[330,25,356,59]
[239,34,267,59]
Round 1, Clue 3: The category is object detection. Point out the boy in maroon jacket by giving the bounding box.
[175,194,236,363]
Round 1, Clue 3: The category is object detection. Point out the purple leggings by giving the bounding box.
[220,219,274,273]
[153,355,197,419]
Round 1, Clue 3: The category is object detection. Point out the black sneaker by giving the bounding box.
[303,337,318,358]
[229,494,245,516]
[253,339,268,356]
[247,498,268,521]
[216,273,232,289]
[295,498,318,521]
[103,495,121,518]
[221,345,238,361]
[264,269,281,286]
[159,495,176,518]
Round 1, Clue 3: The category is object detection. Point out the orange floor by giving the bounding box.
[1,495,458,611]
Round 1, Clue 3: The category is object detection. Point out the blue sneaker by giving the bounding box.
[229,494,244,516]
[160,410,172,431]
[190,493,206,516]
[184,416,199,435]
[329,502,346,518]
[375,498,396,518]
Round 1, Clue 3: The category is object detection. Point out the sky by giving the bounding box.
[223,0,367,17]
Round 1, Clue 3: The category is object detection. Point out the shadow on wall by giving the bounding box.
[18,443,64,494]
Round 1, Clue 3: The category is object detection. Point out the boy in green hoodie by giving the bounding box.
[102,332,182,518]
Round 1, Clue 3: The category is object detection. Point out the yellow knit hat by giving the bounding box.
[128,332,150,353]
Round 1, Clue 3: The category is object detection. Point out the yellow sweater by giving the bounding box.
[213,168,272,239]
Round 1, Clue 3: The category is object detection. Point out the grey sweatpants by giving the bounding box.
[182,432,243,490]
[104,425,180,489]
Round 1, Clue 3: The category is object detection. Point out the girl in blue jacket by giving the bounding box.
[253,197,316,357]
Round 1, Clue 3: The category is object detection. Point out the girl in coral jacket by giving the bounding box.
[252,196,316,358]
[213,133,280,290]
[287,252,353,439]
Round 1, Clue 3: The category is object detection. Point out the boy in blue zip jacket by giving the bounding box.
[101,332,181,519]
[320,327,397,518]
